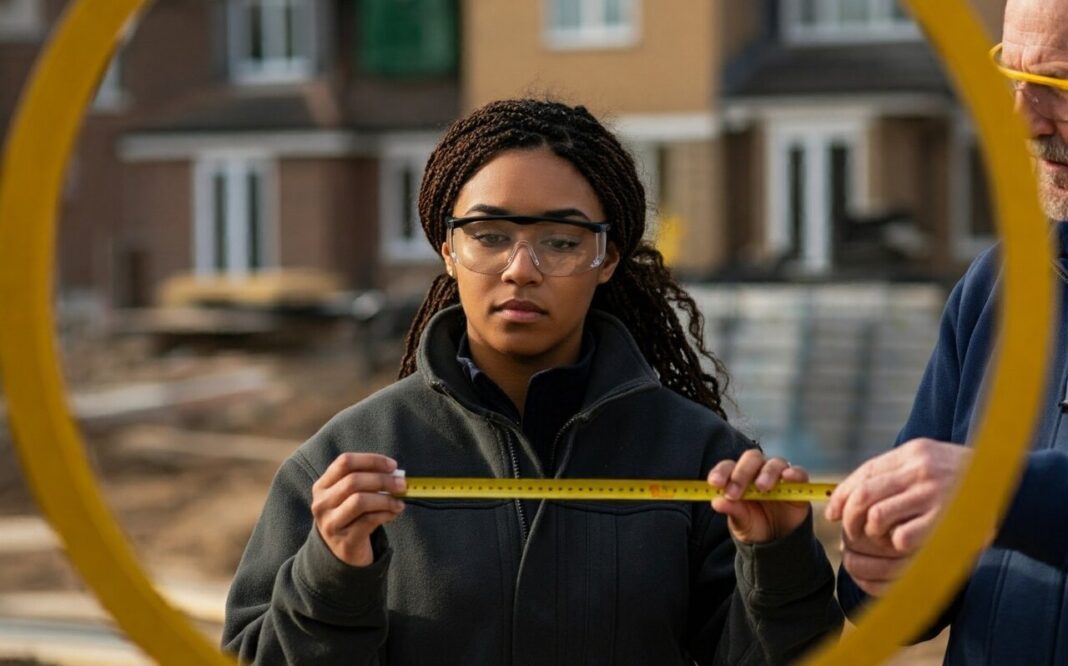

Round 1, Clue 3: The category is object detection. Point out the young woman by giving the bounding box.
[223,99,842,665]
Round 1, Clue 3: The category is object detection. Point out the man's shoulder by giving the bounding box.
[945,244,1002,324]
[960,244,1001,289]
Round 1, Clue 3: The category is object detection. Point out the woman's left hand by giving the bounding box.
[707,449,810,544]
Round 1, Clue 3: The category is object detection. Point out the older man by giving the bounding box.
[826,0,1068,662]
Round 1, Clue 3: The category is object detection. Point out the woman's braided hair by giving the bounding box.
[398,98,731,419]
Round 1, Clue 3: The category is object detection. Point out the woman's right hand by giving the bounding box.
[311,453,406,567]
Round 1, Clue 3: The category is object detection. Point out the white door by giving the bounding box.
[767,120,864,273]
[193,154,274,277]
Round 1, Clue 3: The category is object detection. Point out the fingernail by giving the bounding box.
[393,499,405,512]
[708,473,724,486]
[726,482,741,498]
[394,476,407,492]
[386,458,398,471]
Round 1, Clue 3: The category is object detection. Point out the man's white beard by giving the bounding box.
[1030,137,1068,221]
[1039,172,1068,222]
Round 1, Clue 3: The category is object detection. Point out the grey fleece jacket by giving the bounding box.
[223,306,843,665]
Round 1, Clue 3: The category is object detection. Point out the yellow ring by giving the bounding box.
[0,0,1051,664]
[0,1,234,663]
[806,0,1053,663]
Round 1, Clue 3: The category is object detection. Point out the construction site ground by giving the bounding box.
[0,323,947,665]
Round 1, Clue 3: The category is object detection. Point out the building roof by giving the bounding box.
[722,41,953,98]
[128,79,458,135]
[129,85,335,134]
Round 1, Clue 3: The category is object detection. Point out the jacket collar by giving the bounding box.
[1055,220,1068,257]
[417,305,660,419]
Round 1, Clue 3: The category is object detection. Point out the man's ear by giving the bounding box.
[441,242,455,277]
[596,243,621,284]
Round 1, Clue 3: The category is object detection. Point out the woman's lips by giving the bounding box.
[495,300,547,323]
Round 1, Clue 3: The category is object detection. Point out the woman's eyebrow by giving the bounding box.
[462,204,592,220]
[464,203,511,215]
[540,208,591,221]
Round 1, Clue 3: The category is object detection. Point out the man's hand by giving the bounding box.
[838,530,911,596]
[825,438,972,594]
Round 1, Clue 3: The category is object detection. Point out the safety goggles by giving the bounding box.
[446,215,610,277]
[990,43,1068,122]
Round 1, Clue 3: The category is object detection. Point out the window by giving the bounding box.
[766,119,866,272]
[360,0,458,77]
[544,0,639,50]
[380,138,437,262]
[623,140,661,238]
[782,0,918,44]
[0,0,42,41]
[228,0,316,84]
[951,120,995,260]
[193,156,274,276]
[91,10,138,111]
[92,54,125,112]
[965,143,994,239]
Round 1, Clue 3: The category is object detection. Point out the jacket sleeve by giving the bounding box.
[685,507,843,665]
[838,252,994,640]
[838,450,1068,648]
[222,452,391,665]
[837,275,966,640]
[994,449,1068,569]
[686,431,843,665]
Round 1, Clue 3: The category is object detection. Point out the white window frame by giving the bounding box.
[614,112,723,245]
[0,0,43,41]
[92,54,126,113]
[543,0,640,51]
[950,113,995,261]
[379,135,438,263]
[765,117,868,273]
[781,0,920,45]
[227,0,316,85]
[193,153,278,277]
[622,139,661,238]
[90,9,138,112]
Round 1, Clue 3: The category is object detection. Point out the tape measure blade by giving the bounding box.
[398,478,836,502]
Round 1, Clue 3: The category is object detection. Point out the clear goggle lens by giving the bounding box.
[447,216,609,277]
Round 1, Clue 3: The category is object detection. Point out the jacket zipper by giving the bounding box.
[433,378,656,541]
[548,413,586,474]
[503,428,529,544]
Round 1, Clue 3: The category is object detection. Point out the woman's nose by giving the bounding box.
[501,241,543,283]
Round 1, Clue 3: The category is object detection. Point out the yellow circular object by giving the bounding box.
[0,1,1051,665]
[805,0,1053,662]
[0,1,234,664]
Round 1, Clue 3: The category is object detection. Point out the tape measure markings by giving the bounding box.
[394,476,836,502]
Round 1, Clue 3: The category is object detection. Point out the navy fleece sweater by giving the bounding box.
[838,223,1068,664]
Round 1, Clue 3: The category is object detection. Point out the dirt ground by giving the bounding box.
[0,323,947,664]
[1,321,391,576]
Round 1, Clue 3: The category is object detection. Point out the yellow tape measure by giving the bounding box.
[396,476,836,502]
